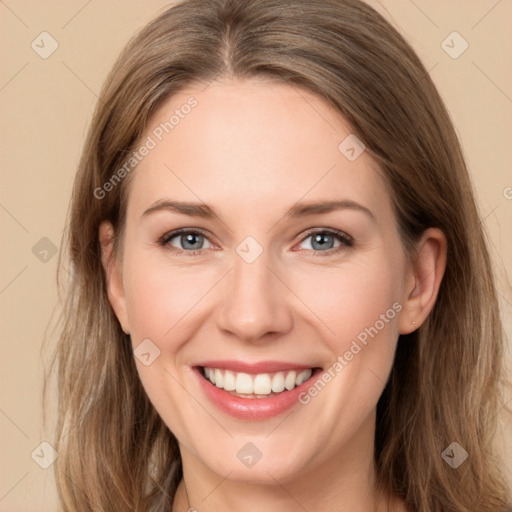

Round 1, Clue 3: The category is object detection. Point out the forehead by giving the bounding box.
[126,79,393,225]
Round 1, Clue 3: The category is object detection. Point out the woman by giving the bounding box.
[46,0,511,510]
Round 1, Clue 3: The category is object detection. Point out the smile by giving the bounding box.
[202,366,314,397]
[193,361,323,420]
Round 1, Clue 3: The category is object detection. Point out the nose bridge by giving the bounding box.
[216,242,293,342]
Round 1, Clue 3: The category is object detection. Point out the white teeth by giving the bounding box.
[253,374,272,394]
[223,370,236,391]
[235,372,253,394]
[285,371,297,390]
[202,367,314,396]
[271,372,286,393]
[214,368,223,388]
[296,369,312,386]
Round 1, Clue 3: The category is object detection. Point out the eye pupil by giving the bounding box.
[312,233,334,250]
[182,233,202,249]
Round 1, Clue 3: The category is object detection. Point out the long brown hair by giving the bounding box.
[45,0,511,510]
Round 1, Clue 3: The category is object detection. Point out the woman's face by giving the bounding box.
[103,79,424,484]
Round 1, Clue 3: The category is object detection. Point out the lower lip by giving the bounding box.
[193,366,323,420]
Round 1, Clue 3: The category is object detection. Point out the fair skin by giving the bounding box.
[100,79,446,512]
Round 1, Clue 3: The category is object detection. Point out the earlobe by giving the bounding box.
[398,228,447,335]
[99,221,130,334]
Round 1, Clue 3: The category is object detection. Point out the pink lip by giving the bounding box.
[193,365,323,421]
[195,360,318,374]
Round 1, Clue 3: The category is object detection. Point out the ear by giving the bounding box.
[398,227,447,335]
[99,221,130,334]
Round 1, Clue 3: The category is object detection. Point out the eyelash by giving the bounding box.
[158,227,354,258]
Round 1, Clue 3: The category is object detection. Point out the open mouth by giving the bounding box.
[197,365,322,399]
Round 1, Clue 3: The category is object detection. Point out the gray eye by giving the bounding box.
[300,232,341,251]
[165,231,212,251]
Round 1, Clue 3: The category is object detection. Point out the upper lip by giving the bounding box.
[195,360,321,374]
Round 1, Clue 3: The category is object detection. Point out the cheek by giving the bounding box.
[340,271,400,352]
[291,254,403,355]
[292,254,403,423]
[293,258,403,437]
[122,251,218,345]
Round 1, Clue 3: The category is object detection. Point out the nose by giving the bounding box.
[215,249,294,344]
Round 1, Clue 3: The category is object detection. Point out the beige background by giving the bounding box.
[1,1,511,510]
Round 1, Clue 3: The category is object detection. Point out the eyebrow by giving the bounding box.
[142,199,375,222]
